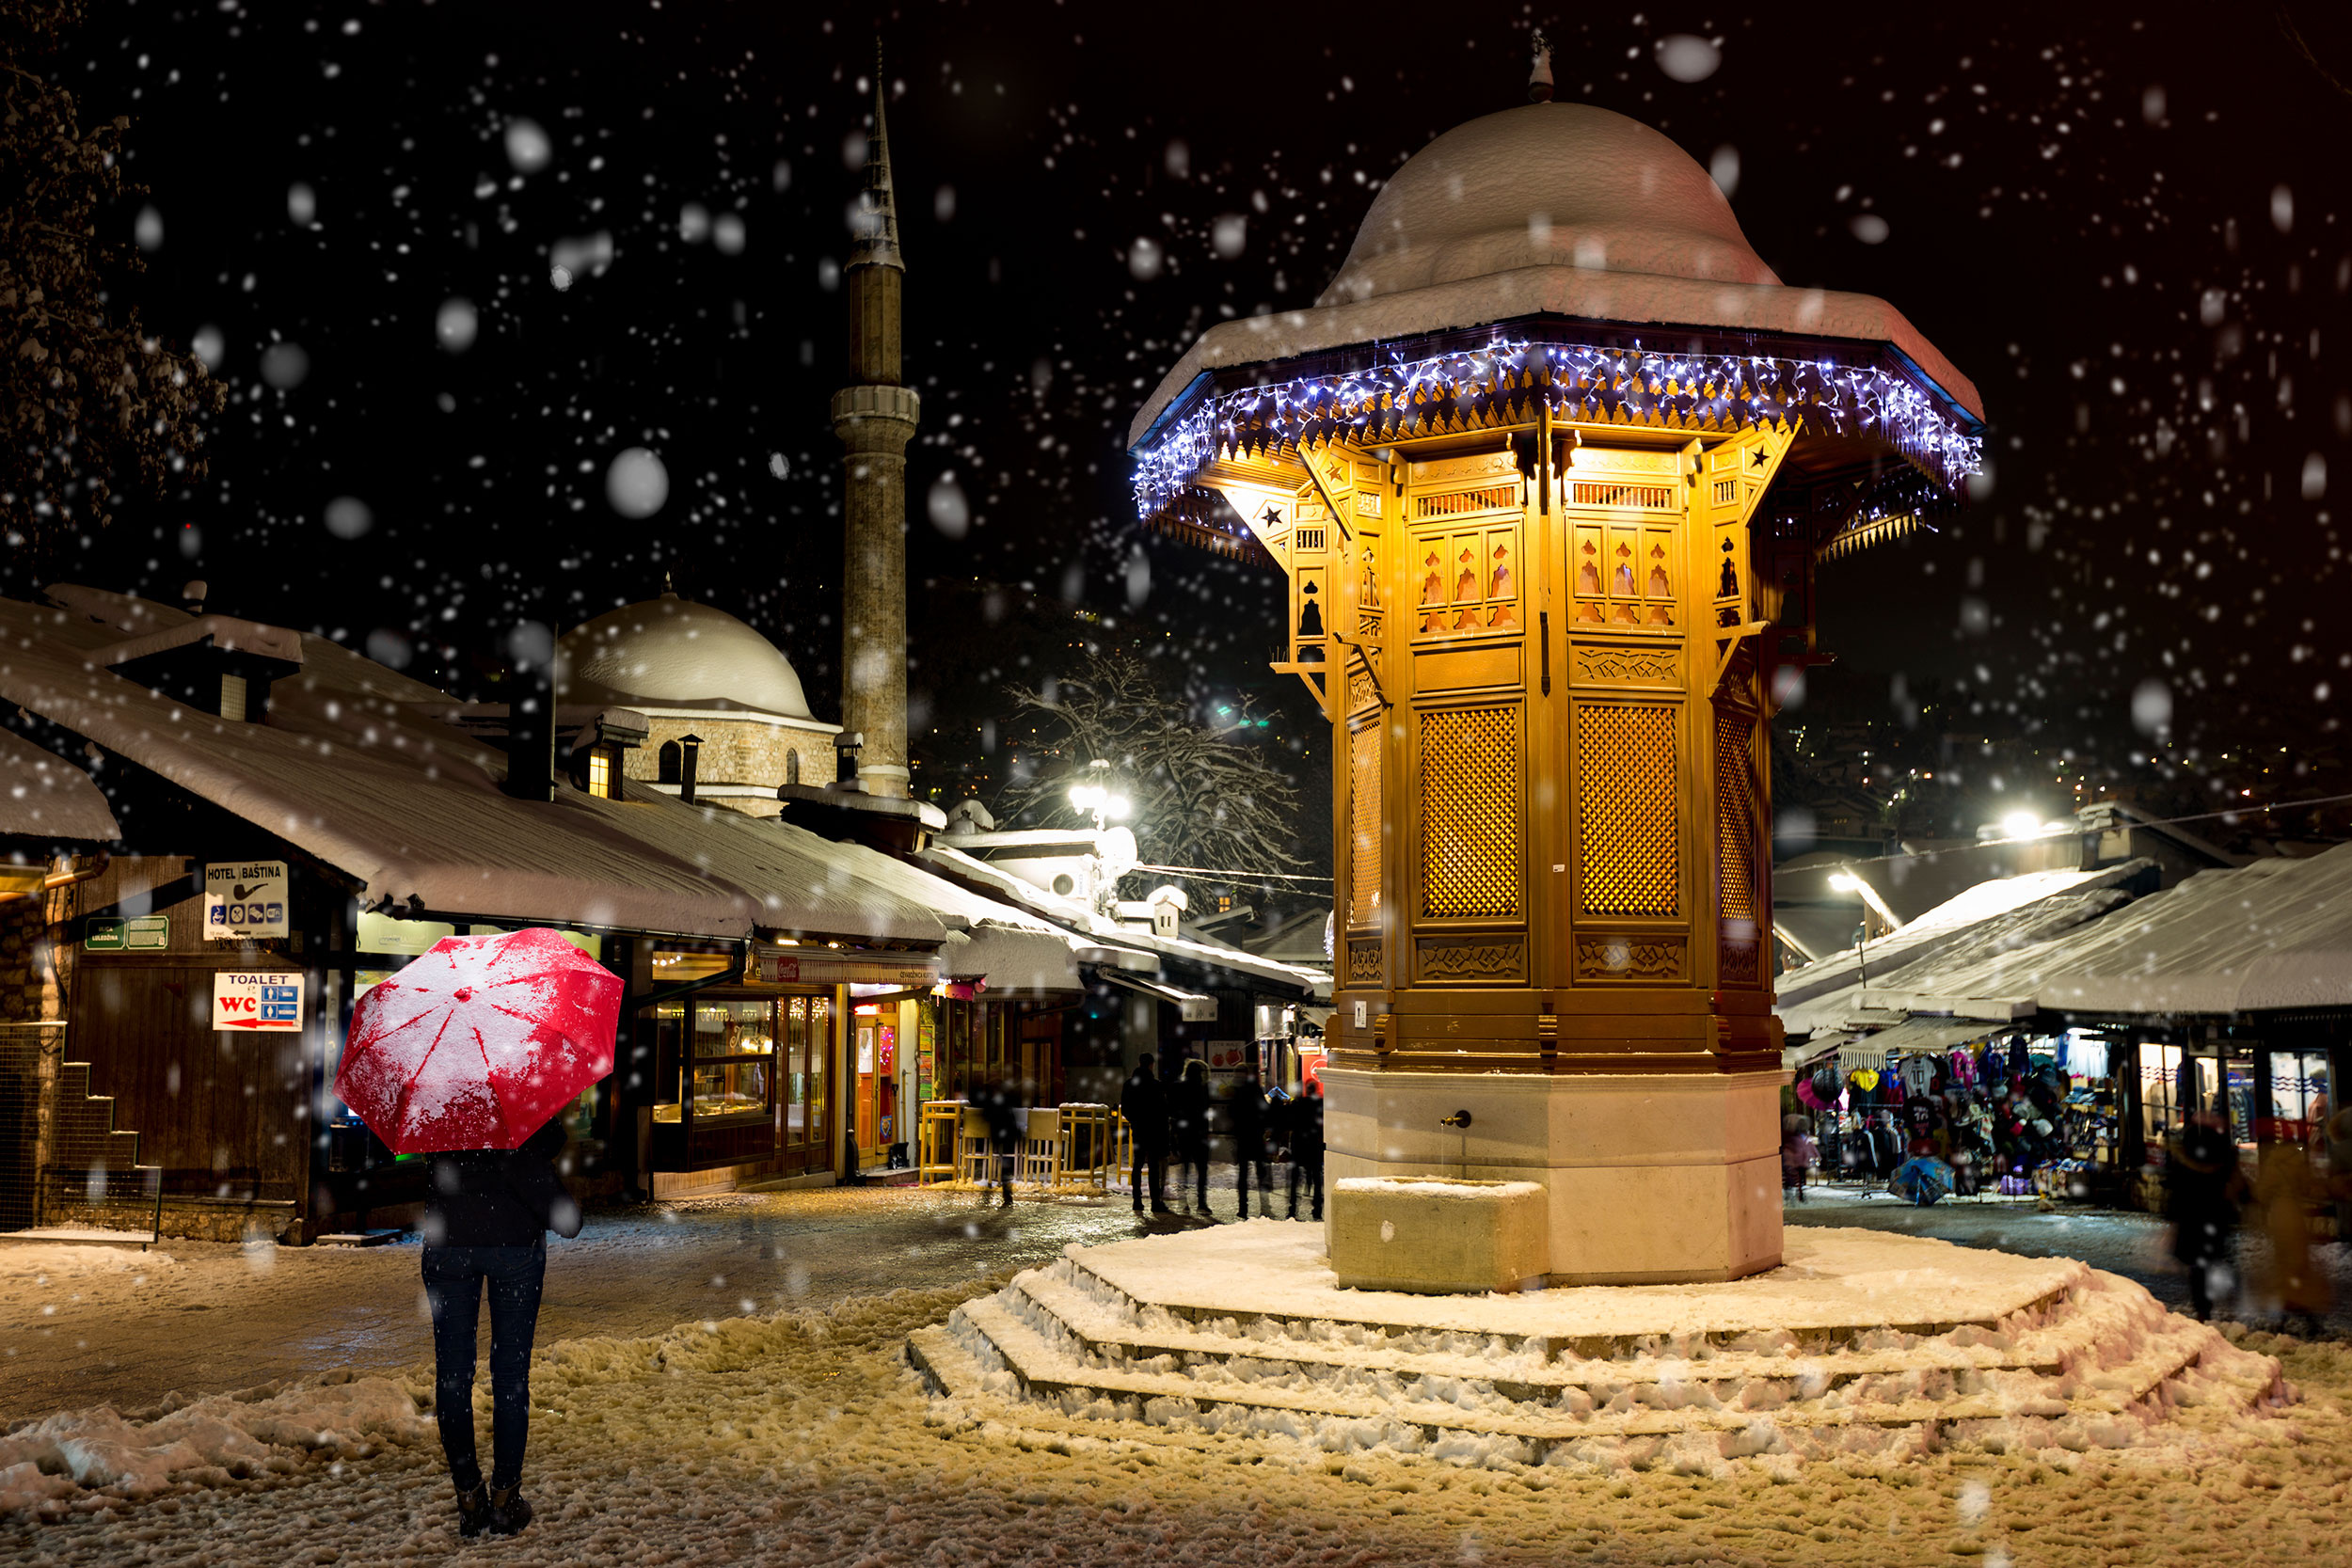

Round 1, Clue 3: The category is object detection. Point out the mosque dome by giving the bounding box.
[1320,103,1777,307]
[556,591,813,719]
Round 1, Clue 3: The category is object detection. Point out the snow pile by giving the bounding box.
[0,1373,431,1514]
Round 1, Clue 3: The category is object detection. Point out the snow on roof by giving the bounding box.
[1774,862,2150,1037]
[921,842,1332,1000]
[1874,842,2352,1019]
[0,725,120,844]
[100,613,304,670]
[0,594,951,945]
[557,592,815,721]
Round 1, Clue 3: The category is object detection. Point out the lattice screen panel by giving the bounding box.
[1577,705,1680,917]
[1714,706,1759,922]
[1419,705,1521,920]
[1348,720,1383,929]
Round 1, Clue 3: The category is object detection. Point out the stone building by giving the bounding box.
[556,588,840,817]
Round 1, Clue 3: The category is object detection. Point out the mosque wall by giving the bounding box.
[625,716,837,800]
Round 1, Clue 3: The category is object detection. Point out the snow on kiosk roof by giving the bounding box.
[1128,102,1983,555]
[0,588,948,946]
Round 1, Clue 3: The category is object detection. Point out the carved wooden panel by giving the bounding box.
[1713,705,1760,925]
[1718,933,1761,986]
[1575,704,1679,918]
[1347,720,1382,929]
[1572,934,1687,982]
[1416,644,1520,692]
[1569,643,1681,689]
[1415,937,1526,984]
[1419,705,1521,920]
[1345,941,1384,986]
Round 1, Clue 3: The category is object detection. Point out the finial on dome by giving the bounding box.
[1527,28,1555,103]
[661,569,676,597]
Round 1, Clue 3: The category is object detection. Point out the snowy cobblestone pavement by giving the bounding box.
[0,1186,1149,1424]
[1784,1186,2352,1337]
[8,1183,2352,1564]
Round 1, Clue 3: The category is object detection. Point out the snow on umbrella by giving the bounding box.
[334,927,623,1155]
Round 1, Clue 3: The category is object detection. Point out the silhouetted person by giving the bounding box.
[1781,1113,1817,1205]
[1229,1066,1274,1219]
[977,1075,1024,1208]
[421,1117,582,1538]
[1120,1053,1169,1213]
[1287,1080,1325,1221]
[2166,1111,2243,1321]
[1171,1057,1215,1217]
[2256,1139,2330,1336]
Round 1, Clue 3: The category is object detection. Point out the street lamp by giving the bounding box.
[1067,759,1130,831]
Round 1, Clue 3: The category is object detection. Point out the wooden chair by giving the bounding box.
[957,1105,995,1184]
[1019,1108,1060,1187]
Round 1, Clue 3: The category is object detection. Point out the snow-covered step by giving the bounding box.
[911,1226,2291,1472]
[1014,1262,2083,1391]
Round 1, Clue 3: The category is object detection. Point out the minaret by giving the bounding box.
[831,43,918,798]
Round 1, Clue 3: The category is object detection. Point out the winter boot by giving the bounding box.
[487,1484,533,1536]
[454,1484,491,1538]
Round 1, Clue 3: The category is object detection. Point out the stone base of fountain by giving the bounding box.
[909,1223,2288,1474]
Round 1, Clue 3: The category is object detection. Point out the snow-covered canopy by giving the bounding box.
[1871,843,2352,1020]
[1129,103,1983,516]
[1774,862,2152,1037]
[0,725,120,845]
[0,589,946,944]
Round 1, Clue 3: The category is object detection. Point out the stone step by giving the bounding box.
[948,1291,2237,1449]
[1060,1244,2081,1360]
[1015,1264,2088,1393]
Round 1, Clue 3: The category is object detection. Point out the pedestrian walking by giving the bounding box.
[421,1116,583,1537]
[1781,1113,1818,1204]
[977,1074,1024,1208]
[2165,1110,2244,1322]
[1229,1065,1274,1219]
[1286,1079,1325,1221]
[1171,1056,1215,1217]
[1120,1053,1171,1213]
[2255,1139,2331,1336]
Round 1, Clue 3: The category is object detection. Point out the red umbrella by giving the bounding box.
[334,927,624,1155]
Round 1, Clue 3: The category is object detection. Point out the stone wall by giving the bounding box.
[0,888,62,1023]
[621,715,837,802]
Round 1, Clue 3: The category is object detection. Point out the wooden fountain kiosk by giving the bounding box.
[1128,100,1982,1284]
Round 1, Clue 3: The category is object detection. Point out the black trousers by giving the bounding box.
[1287,1157,1324,1220]
[1131,1147,1167,1208]
[422,1242,547,1494]
[1235,1150,1273,1216]
[1180,1146,1211,1212]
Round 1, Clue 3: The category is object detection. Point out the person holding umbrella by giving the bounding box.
[336,929,621,1539]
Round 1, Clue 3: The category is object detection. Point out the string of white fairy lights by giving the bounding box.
[1132,331,1983,529]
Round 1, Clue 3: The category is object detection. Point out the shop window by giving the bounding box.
[2267,1050,2331,1144]
[690,1000,774,1124]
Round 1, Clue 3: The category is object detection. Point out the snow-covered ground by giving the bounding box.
[0,1186,1145,1424]
[0,1241,2345,1564]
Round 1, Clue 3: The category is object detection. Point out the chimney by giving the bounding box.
[678,733,703,806]
[502,621,556,802]
[831,730,866,791]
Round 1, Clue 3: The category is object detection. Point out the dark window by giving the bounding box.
[657,741,683,784]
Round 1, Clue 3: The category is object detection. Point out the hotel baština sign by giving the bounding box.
[205,860,288,940]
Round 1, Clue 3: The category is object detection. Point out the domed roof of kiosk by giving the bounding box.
[556,591,813,719]
[1320,103,1779,306]
[1129,101,1980,449]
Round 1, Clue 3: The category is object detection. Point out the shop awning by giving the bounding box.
[1854,1016,2010,1058]
[1099,970,1220,1022]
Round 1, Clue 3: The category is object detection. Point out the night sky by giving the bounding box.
[26,1,2352,844]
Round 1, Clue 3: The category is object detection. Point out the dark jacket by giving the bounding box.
[1228,1080,1270,1157]
[977,1081,1025,1149]
[2165,1120,2241,1263]
[1169,1073,1212,1157]
[1287,1091,1325,1164]
[423,1118,583,1248]
[1120,1069,1168,1152]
